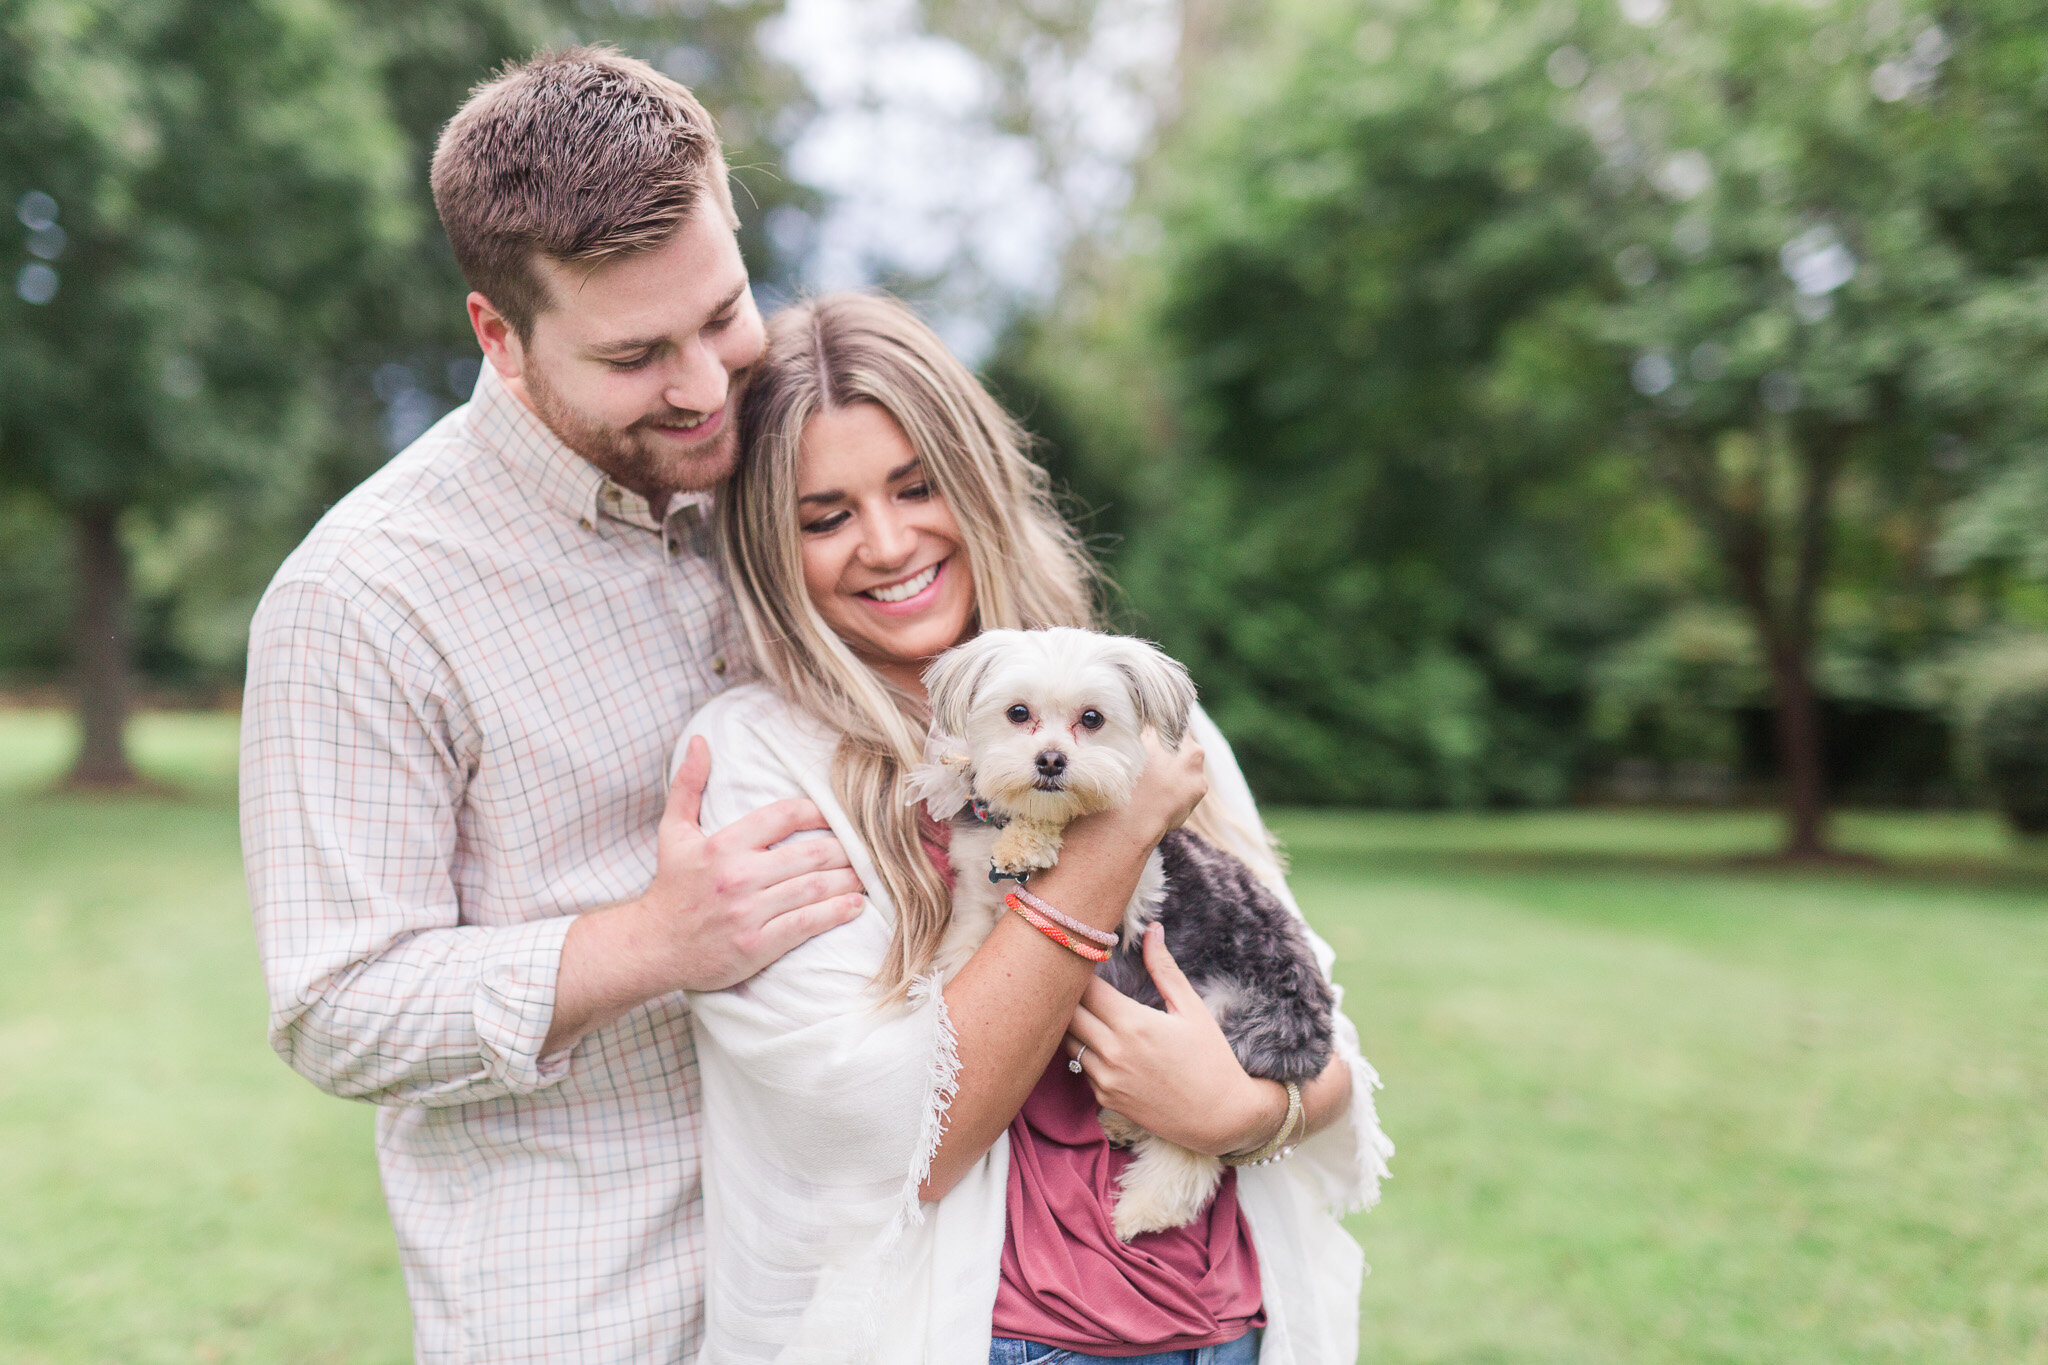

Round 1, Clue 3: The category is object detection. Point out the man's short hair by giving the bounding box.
[431,46,730,339]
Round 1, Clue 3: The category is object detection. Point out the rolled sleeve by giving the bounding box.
[243,577,579,1107]
[475,913,580,1091]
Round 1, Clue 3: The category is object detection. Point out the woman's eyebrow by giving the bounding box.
[797,460,922,506]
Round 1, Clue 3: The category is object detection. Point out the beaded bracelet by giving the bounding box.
[1006,893,1111,962]
[1009,885,1119,950]
[1221,1080,1303,1167]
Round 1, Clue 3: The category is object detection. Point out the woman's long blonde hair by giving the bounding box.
[722,291,1273,995]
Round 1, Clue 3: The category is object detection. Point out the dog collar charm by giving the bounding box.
[966,796,1027,881]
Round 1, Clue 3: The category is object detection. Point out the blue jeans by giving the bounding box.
[988,1328,1260,1365]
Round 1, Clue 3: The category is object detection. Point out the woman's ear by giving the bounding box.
[922,631,1008,740]
[1103,636,1197,747]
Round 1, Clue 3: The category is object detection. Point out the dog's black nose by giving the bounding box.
[1035,750,1068,778]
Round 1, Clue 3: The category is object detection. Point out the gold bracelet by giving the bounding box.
[1221,1080,1302,1167]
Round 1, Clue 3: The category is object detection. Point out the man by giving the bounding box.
[241,47,1211,1363]
[239,50,865,1362]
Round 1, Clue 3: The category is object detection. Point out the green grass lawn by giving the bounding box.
[2,709,2044,1363]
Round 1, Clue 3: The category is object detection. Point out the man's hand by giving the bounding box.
[543,736,864,1054]
[642,736,866,991]
[1063,923,1285,1158]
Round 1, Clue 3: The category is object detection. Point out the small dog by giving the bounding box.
[908,627,1335,1239]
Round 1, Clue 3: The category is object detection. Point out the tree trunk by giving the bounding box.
[1772,426,1845,859]
[1765,638,1829,858]
[1674,424,1844,859]
[66,504,139,788]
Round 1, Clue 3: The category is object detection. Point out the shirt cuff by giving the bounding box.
[473,914,580,1094]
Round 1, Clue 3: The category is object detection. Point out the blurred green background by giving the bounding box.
[8,0,2048,854]
[5,0,2048,1359]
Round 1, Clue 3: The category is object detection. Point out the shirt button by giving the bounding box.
[711,656,727,676]
[579,516,594,531]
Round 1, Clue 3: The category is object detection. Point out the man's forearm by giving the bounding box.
[543,898,679,1055]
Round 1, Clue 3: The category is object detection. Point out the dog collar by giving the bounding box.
[965,798,1028,883]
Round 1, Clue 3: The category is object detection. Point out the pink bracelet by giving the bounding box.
[1010,885,1119,949]
[1006,894,1111,962]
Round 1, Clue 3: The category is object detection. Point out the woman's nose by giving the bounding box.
[858,507,917,567]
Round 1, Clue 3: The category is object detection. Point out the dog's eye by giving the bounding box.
[1006,704,1031,724]
[1079,709,1104,730]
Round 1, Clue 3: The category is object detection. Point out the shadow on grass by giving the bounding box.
[1289,843,2048,893]
[45,774,195,802]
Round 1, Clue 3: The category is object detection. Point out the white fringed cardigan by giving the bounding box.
[675,684,1392,1364]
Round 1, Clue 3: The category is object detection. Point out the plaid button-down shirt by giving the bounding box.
[240,363,739,1363]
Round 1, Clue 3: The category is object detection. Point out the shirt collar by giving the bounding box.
[466,362,716,540]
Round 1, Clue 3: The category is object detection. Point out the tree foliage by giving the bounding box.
[0,0,413,514]
[1012,0,1647,806]
[1,0,415,778]
[1010,0,2048,837]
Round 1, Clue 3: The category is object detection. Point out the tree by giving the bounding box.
[1,0,414,784]
[1019,0,2048,849]
[1538,0,2048,856]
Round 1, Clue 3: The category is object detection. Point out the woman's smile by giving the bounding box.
[858,556,949,613]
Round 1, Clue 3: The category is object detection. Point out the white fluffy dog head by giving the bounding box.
[913,627,1197,826]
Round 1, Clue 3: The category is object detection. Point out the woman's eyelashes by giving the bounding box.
[798,482,935,537]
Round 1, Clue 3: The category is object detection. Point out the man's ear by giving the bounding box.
[468,292,524,381]
[1103,636,1197,747]
[923,632,1009,740]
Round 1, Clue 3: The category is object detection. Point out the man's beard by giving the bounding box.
[523,363,746,503]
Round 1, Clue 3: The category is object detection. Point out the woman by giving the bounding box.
[676,292,1390,1363]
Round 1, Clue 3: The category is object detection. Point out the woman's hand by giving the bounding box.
[1133,727,1209,839]
[1069,727,1208,857]
[1062,923,1288,1159]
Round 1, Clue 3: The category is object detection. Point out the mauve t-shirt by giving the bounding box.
[989,1057,1265,1355]
[916,810,1263,1354]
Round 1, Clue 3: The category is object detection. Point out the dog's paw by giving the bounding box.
[1111,1135,1226,1242]
[991,821,1064,876]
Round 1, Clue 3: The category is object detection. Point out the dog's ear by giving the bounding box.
[1103,636,1197,747]
[922,631,1008,740]
[903,731,975,818]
